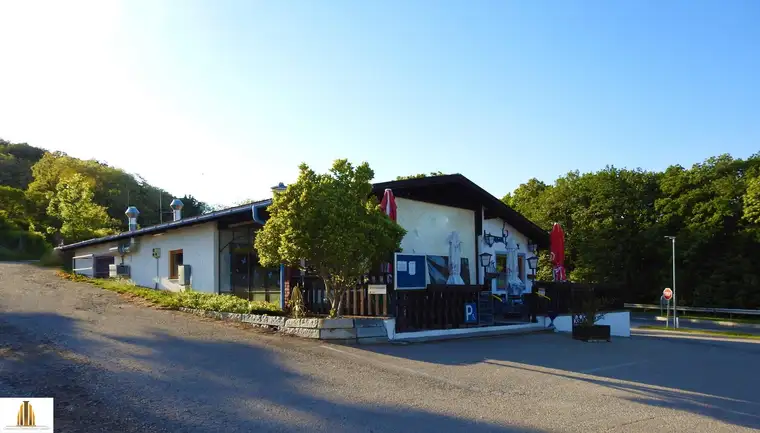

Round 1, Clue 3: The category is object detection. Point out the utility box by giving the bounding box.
[178,265,191,286]
[109,264,131,278]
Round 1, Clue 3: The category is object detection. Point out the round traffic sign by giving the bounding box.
[663,288,673,301]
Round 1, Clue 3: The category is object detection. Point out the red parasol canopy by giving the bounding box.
[380,189,397,275]
[380,189,397,222]
[550,223,567,282]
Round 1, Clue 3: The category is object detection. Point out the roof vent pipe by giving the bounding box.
[271,182,286,197]
[169,198,184,222]
[125,206,140,231]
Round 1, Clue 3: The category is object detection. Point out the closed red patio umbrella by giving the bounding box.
[550,223,567,282]
[380,189,397,275]
[380,188,397,222]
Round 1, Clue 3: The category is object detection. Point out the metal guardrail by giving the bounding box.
[625,303,760,316]
[72,254,94,277]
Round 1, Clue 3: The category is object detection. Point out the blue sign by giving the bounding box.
[394,253,427,290]
[464,302,478,323]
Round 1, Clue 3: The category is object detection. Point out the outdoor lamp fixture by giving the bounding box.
[527,255,539,280]
[527,242,537,254]
[479,252,493,268]
[479,252,492,285]
[483,222,509,247]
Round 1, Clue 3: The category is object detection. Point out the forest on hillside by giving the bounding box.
[0,138,209,259]
[505,153,760,309]
[2,136,759,309]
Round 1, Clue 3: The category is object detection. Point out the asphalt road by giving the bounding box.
[1,263,759,432]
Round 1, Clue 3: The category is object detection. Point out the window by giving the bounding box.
[169,249,184,279]
[495,253,508,289]
[517,254,526,283]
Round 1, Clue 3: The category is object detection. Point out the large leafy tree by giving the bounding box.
[0,139,46,190]
[395,171,446,180]
[46,173,118,243]
[505,154,760,309]
[744,174,760,225]
[255,159,407,317]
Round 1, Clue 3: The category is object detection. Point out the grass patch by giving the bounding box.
[631,309,760,324]
[57,270,285,316]
[677,314,760,325]
[637,325,760,340]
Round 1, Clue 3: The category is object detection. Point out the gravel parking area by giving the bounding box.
[1,263,758,432]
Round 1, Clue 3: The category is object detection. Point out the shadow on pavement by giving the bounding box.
[0,312,548,433]
[354,331,760,430]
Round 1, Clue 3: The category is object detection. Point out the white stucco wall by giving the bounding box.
[72,222,218,293]
[480,217,534,294]
[395,197,476,284]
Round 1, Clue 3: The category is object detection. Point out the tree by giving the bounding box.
[0,139,46,190]
[744,175,760,224]
[255,159,407,317]
[0,186,29,223]
[395,171,446,180]
[46,173,118,243]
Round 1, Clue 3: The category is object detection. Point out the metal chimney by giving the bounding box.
[271,182,286,197]
[125,206,140,231]
[169,198,184,222]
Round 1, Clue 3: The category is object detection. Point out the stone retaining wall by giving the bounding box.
[179,308,389,344]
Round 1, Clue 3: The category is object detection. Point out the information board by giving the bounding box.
[394,253,427,290]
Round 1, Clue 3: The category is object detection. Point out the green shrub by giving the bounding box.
[56,271,284,316]
[38,249,64,267]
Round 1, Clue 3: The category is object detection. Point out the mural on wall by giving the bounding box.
[427,256,471,285]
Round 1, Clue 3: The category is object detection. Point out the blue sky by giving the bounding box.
[1,1,758,207]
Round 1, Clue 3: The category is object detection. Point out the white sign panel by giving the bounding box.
[397,261,407,272]
[0,397,54,431]
[368,284,387,295]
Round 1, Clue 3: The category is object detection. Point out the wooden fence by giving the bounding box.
[299,275,392,317]
[393,285,484,333]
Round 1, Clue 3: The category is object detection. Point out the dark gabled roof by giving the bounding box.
[372,174,550,248]
[59,174,549,252]
[57,199,272,251]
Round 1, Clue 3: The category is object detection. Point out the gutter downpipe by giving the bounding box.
[251,200,285,308]
[251,201,270,225]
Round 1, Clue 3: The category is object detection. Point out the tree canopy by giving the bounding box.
[506,153,760,309]
[0,137,211,256]
[255,159,407,316]
[395,171,447,180]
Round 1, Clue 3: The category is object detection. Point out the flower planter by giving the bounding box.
[572,324,611,342]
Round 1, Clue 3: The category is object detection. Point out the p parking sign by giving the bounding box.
[464,302,477,323]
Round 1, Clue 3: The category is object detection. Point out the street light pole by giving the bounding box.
[665,236,677,328]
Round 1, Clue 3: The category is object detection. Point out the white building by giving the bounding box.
[370,175,549,299]
[57,175,549,311]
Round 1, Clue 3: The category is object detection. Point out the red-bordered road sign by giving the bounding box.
[663,288,673,301]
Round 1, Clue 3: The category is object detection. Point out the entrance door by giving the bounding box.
[93,256,115,278]
[230,250,252,300]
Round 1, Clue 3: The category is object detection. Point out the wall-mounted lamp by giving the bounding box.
[483,221,510,247]
[527,255,539,280]
[479,252,493,285]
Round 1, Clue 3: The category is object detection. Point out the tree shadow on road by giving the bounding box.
[0,312,548,433]
[353,331,760,430]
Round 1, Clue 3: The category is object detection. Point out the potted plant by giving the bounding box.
[571,294,611,342]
